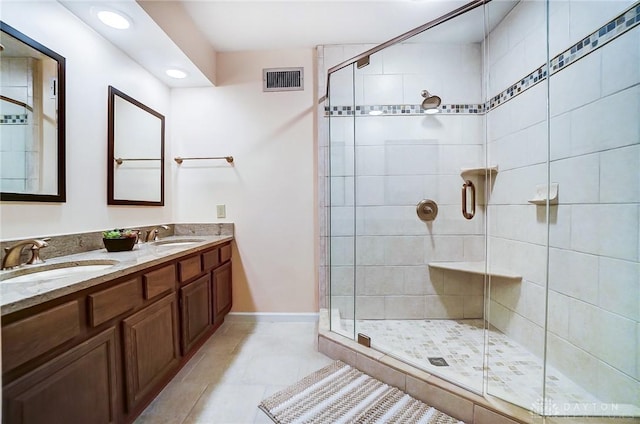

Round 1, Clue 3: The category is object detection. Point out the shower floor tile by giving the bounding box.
[336,318,611,414]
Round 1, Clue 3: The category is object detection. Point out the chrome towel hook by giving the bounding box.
[462,180,475,220]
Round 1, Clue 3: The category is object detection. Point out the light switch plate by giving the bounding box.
[216,204,226,218]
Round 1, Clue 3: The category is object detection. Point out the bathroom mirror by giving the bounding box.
[107,86,164,206]
[0,21,66,202]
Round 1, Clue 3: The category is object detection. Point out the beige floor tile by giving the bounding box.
[180,351,236,385]
[134,381,208,423]
[237,352,306,386]
[297,351,335,378]
[172,349,207,382]
[182,383,267,424]
[138,321,331,424]
[253,407,275,424]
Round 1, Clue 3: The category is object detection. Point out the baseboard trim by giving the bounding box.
[226,312,319,322]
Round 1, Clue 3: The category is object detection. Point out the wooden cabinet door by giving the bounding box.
[180,274,212,354]
[122,293,180,412]
[3,328,118,424]
[212,261,232,324]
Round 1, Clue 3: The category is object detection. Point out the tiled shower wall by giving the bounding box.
[486,0,639,406]
[0,57,35,193]
[321,41,487,320]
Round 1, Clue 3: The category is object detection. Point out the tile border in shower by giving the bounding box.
[0,114,28,124]
[324,1,640,117]
[550,2,640,75]
[324,103,485,116]
[489,1,640,112]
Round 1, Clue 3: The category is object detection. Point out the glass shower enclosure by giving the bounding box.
[321,0,640,419]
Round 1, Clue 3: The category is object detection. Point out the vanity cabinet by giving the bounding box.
[180,274,212,354]
[3,327,118,424]
[202,242,233,326]
[1,239,233,424]
[213,261,232,324]
[179,241,232,354]
[122,292,180,412]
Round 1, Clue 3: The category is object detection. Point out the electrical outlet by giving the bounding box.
[216,204,226,218]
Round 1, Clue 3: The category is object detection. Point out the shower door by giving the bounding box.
[328,61,357,340]
[544,0,640,417]
[328,3,491,395]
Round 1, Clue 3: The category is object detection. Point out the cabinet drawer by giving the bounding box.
[220,243,232,263]
[178,256,201,282]
[143,264,176,300]
[2,300,81,371]
[88,278,142,327]
[202,248,220,270]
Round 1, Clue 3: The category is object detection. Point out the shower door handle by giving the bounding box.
[462,180,475,220]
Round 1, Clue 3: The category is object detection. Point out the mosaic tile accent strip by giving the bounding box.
[324,103,484,116]
[488,65,547,110]
[488,1,639,112]
[0,114,28,124]
[550,3,640,75]
[325,2,639,117]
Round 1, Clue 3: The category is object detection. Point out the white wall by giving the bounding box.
[170,49,318,313]
[0,1,172,240]
[1,3,320,314]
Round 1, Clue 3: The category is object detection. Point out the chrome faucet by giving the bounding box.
[145,225,169,242]
[2,239,50,270]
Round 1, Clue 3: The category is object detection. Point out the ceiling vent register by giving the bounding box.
[263,67,304,92]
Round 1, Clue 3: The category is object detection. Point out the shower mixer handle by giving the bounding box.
[416,199,438,222]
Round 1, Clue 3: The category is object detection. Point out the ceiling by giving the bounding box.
[181,0,472,52]
[59,0,517,88]
[182,0,518,50]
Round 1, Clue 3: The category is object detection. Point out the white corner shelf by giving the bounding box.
[428,261,521,281]
[460,165,499,179]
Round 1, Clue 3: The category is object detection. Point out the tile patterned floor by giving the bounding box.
[135,320,334,424]
[336,318,611,414]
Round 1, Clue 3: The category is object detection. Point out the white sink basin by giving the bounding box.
[0,260,119,283]
[152,238,204,247]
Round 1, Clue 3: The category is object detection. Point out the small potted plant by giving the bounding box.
[102,229,138,252]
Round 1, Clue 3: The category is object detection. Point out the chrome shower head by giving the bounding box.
[420,90,441,114]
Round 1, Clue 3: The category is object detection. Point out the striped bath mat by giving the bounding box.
[259,360,465,423]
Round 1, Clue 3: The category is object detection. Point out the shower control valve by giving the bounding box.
[416,199,438,222]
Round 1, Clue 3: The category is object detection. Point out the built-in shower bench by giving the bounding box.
[428,261,521,281]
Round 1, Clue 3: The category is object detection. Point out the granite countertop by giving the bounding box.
[0,235,233,316]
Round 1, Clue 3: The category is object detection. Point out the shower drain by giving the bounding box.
[428,357,449,367]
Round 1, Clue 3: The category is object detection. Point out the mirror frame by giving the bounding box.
[0,21,66,202]
[107,86,165,206]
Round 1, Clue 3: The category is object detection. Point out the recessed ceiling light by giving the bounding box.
[97,10,131,29]
[166,69,187,79]
[368,110,383,116]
